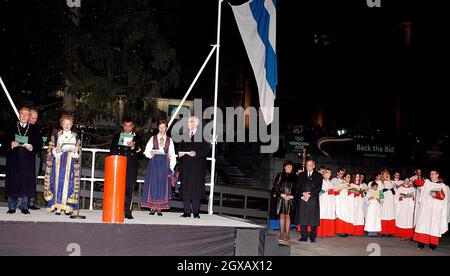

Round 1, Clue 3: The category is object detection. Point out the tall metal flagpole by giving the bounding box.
[208,0,223,215]
[168,45,217,128]
[0,76,20,119]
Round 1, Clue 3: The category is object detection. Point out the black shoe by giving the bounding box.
[149,210,156,215]
[298,238,308,242]
[157,211,163,216]
[21,209,30,215]
[64,211,72,216]
[181,213,191,218]
[55,212,61,216]
[7,210,16,214]
[29,205,40,210]
[193,213,200,219]
[125,214,134,220]
[429,244,437,251]
[310,240,317,243]
[338,234,348,237]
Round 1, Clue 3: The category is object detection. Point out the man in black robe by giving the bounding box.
[110,117,143,219]
[4,107,42,214]
[177,116,211,218]
[295,159,322,242]
[28,107,43,210]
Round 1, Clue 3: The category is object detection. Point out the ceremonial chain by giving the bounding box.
[17,122,30,137]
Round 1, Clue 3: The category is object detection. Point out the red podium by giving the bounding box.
[103,155,127,223]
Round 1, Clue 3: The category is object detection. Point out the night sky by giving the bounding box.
[1,0,449,135]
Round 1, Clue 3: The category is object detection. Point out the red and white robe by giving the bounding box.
[350,183,366,236]
[335,181,354,235]
[413,180,448,245]
[364,189,382,233]
[377,180,396,235]
[410,176,425,227]
[394,185,416,239]
[317,179,336,237]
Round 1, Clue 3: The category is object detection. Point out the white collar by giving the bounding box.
[62,131,73,140]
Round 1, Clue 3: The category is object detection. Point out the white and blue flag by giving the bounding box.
[231,0,277,125]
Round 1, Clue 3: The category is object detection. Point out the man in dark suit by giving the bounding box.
[177,116,211,219]
[295,159,322,243]
[110,117,143,219]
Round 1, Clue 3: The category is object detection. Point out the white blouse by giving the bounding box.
[144,134,176,171]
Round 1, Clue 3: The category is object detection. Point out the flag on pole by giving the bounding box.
[231,0,277,125]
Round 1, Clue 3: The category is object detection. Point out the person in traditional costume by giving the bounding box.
[334,173,354,237]
[394,178,416,240]
[364,182,382,237]
[360,173,367,186]
[413,170,448,250]
[360,172,369,217]
[177,116,210,218]
[273,161,297,241]
[110,117,143,219]
[294,160,322,243]
[5,107,42,214]
[377,170,396,236]
[350,173,366,236]
[410,168,425,227]
[141,119,176,216]
[331,167,346,187]
[317,168,336,238]
[43,115,81,215]
[28,107,43,210]
[392,171,403,191]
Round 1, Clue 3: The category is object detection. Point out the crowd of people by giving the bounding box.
[273,161,450,251]
[3,107,210,220]
[3,107,449,252]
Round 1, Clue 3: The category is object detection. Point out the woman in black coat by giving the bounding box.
[273,160,297,241]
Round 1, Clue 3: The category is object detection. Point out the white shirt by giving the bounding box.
[144,134,176,171]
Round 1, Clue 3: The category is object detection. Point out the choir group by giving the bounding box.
[274,163,449,251]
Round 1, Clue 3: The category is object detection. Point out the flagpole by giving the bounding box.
[208,0,223,215]
[0,76,20,119]
[168,45,218,128]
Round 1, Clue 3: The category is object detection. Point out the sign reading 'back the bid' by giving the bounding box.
[357,144,395,154]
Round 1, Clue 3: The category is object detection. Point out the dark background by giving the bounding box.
[0,0,448,135]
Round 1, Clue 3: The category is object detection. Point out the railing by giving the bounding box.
[0,148,270,219]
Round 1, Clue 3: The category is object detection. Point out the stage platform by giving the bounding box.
[0,207,267,256]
